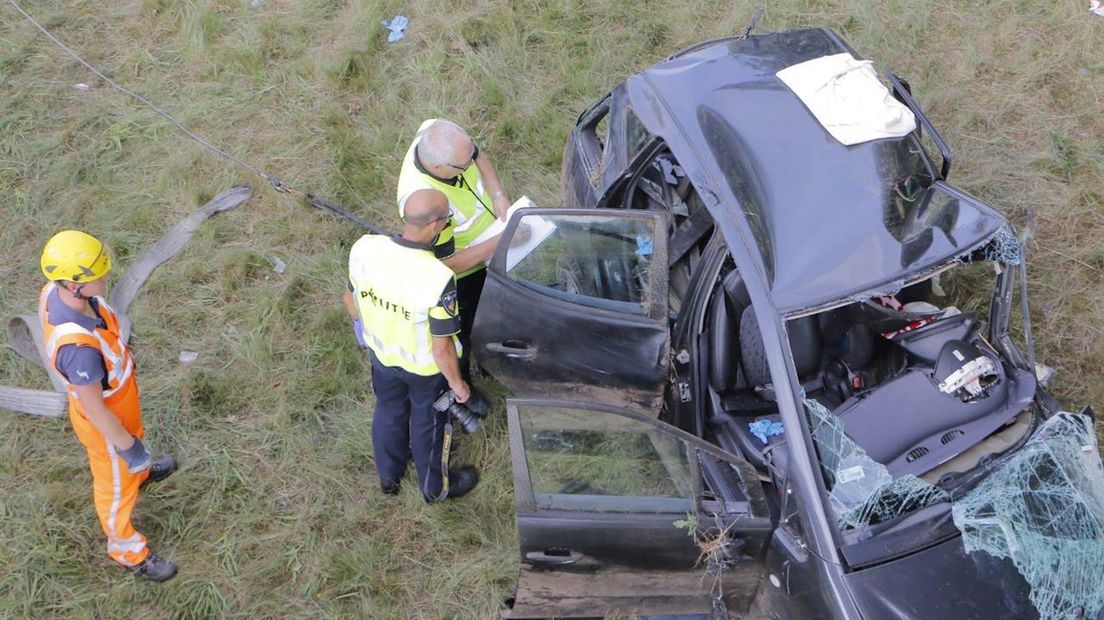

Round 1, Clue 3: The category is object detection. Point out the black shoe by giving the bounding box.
[445,467,480,500]
[128,552,177,583]
[141,455,177,488]
[381,480,401,496]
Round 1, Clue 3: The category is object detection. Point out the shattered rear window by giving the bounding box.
[952,412,1104,620]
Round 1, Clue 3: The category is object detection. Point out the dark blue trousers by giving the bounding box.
[369,351,449,499]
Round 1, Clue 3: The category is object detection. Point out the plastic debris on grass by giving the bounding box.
[381,15,408,43]
[805,399,949,530]
[1091,1,1104,16]
[178,351,199,364]
[952,412,1104,620]
[1034,363,1057,387]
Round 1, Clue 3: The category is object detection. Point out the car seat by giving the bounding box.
[707,269,751,394]
[739,307,823,393]
[709,309,817,477]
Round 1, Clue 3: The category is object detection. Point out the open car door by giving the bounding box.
[472,209,669,412]
[503,399,773,619]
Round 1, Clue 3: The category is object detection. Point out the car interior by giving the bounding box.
[612,147,1037,525]
[700,262,1038,512]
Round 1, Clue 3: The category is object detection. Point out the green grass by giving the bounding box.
[1,0,1102,617]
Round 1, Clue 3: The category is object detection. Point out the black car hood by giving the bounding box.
[626,29,1007,313]
[844,533,1037,619]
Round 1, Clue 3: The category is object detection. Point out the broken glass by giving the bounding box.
[967,224,1022,266]
[952,412,1104,620]
[805,399,949,530]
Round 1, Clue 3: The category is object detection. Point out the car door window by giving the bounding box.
[516,403,694,513]
[506,212,661,316]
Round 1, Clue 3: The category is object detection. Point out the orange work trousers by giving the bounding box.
[68,376,150,567]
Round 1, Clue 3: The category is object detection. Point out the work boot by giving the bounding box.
[444,467,480,500]
[128,552,177,583]
[140,455,177,488]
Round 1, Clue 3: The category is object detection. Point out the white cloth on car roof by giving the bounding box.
[776,53,917,146]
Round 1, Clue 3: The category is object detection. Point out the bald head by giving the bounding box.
[416,119,473,169]
[403,188,450,227]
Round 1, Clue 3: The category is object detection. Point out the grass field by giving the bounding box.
[1,1,1101,618]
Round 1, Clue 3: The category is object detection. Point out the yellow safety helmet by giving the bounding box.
[40,230,112,282]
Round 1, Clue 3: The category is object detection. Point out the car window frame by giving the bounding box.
[490,208,670,322]
[574,94,612,186]
[508,398,770,520]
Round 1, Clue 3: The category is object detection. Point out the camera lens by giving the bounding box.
[434,388,489,434]
[451,403,483,434]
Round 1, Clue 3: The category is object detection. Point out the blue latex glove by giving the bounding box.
[748,419,784,445]
[352,319,368,349]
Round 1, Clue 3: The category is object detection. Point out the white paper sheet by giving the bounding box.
[472,196,557,270]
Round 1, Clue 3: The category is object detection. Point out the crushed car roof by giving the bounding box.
[625,28,1007,313]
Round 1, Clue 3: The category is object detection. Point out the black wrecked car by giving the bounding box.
[471,28,1104,620]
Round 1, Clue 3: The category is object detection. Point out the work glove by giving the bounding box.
[117,436,152,474]
[352,319,368,349]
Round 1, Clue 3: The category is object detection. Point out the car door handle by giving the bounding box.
[525,549,582,566]
[485,340,538,360]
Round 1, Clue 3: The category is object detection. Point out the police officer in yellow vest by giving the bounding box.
[344,194,479,500]
[397,119,512,377]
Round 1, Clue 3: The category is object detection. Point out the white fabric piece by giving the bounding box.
[776,53,917,146]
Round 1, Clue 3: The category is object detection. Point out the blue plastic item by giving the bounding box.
[749,419,784,444]
[381,15,408,43]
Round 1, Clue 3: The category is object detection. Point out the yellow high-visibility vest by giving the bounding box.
[349,235,462,376]
[397,119,495,278]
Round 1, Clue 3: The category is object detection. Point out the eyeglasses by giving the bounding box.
[429,213,454,225]
[444,146,477,172]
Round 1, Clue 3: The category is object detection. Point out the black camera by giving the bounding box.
[433,387,490,434]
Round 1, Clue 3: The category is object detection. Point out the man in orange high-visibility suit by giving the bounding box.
[38,230,178,582]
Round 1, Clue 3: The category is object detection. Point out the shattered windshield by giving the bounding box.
[953,412,1104,620]
[805,399,948,530]
[806,399,1104,620]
